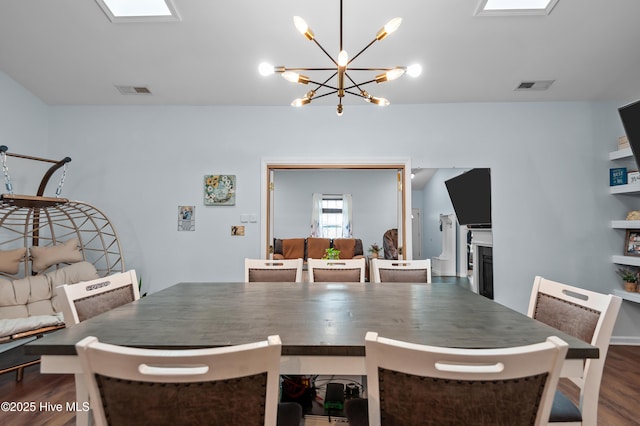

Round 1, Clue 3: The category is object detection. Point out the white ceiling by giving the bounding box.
[1,0,639,107]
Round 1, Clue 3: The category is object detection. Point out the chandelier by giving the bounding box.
[258,0,422,116]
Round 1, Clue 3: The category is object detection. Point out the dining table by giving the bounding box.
[26,281,599,425]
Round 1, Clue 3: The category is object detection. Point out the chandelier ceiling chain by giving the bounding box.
[258,0,422,116]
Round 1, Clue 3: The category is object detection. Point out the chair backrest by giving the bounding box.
[364,331,568,426]
[527,276,622,424]
[76,335,282,426]
[245,258,303,282]
[57,270,140,326]
[307,258,365,282]
[371,258,432,283]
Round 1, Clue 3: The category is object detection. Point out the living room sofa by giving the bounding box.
[273,238,364,261]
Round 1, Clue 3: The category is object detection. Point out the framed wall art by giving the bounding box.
[204,175,236,206]
[625,229,640,256]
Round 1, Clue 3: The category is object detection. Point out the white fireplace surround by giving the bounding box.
[470,229,493,294]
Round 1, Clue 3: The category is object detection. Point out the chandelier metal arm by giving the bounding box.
[282,67,342,71]
[341,67,396,71]
[344,81,375,91]
[347,38,378,66]
[312,39,339,67]
[304,72,339,93]
[313,90,339,100]
[344,89,366,98]
[316,73,338,91]
[307,79,340,91]
[280,67,395,72]
[343,72,375,92]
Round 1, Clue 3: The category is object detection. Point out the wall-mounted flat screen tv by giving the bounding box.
[445,168,492,228]
[619,99,640,170]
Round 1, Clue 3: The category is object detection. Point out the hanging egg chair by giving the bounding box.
[0,146,124,278]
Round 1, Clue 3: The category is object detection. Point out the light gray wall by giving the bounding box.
[2,70,638,342]
[273,169,397,250]
[0,72,49,194]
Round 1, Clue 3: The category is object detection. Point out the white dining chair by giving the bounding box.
[57,270,140,326]
[346,332,568,426]
[245,258,303,282]
[371,258,432,283]
[307,258,366,282]
[76,335,284,426]
[528,276,622,425]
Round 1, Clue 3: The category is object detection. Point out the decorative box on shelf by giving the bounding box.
[618,135,630,150]
[610,167,628,186]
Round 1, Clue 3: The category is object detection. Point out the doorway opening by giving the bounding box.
[260,159,412,260]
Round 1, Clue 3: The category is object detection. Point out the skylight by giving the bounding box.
[476,0,559,16]
[95,0,180,22]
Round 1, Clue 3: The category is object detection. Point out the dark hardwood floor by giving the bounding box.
[1,345,639,425]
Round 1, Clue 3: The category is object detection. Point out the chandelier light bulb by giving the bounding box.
[387,68,405,81]
[407,64,422,77]
[338,50,349,67]
[386,68,405,81]
[366,96,390,106]
[293,16,307,33]
[336,104,343,116]
[384,17,402,34]
[282,71,309,84]
[282,71,299,83]
[292,97,311,107]
[293,16,314,40]
[258,62,275,76]
[375,67,405,83]
[377,17,402,40]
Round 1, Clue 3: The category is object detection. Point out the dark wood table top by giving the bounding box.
[26,282,598,359]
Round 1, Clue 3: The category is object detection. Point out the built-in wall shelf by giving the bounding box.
[609,147,633,160]
[613,289,640,304]
[610,182,640,194]
[611,220,640,229]
[612,255,640,267]
[609,147,640,297]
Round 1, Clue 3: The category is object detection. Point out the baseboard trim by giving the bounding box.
[610,336,640,346]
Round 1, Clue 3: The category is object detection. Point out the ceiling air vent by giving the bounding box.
[515,80,555,91]
[116,85,152,95]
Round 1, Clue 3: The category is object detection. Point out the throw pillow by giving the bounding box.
[30,238,84,273]
[0,247,27,275]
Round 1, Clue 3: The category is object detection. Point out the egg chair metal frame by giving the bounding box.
[0,145,125,279]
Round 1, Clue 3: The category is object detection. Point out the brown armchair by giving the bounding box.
[383,228,398,260]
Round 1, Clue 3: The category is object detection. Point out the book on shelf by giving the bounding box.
[610,167,628,186]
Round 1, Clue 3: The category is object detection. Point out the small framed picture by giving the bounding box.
[624,230,640,256]
[178,205,195,231]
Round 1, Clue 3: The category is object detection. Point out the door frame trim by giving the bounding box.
[260,157,412,259]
